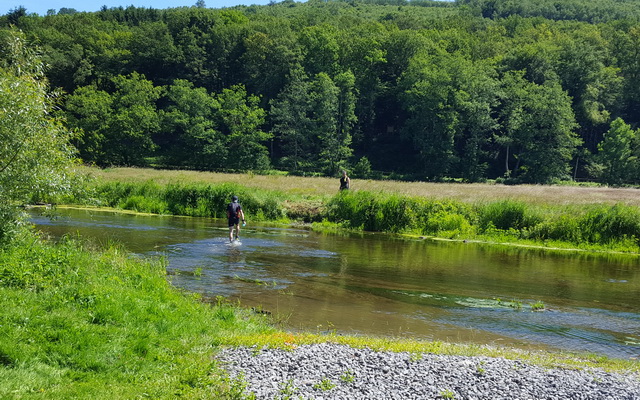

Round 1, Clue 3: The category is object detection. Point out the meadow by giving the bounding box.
[82,167,640,206]
[66,167,640,254]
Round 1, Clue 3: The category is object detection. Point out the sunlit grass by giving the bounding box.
[0,233,273,399]
[221,332,640,374]
[66,166,640,254]
[78,166,640,207]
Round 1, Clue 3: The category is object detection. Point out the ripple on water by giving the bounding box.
[439,306,640,359]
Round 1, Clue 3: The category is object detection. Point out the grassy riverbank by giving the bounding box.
[77,166,640,207]
[0,233,274,399]
[6,166,637,397]
[0,233,637,400]
[59,167,640,254]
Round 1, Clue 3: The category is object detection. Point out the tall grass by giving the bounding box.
[64,173,640,252]
[478,200,542,232]
[326,191,640,251]
[79,166,640,207]
[91,181,287,221]
[326,191,474,237]
[0,232,273,399]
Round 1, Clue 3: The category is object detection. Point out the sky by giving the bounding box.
[3,0,273,16]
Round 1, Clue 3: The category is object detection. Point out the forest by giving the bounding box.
[2,0,640,184]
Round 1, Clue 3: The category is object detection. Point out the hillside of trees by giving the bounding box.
[2,0,640,184]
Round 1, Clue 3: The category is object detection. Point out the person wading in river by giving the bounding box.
[227,195,245,242]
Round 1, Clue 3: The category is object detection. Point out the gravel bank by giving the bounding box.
[217,343,640,400]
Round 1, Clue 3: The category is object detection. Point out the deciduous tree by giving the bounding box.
[596,117,638,185]
[0,31,76,240]
[215,84,271,171]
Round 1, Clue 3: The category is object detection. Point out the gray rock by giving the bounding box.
[217,343,640,400]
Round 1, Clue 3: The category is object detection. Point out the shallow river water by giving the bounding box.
[30,208,640,359]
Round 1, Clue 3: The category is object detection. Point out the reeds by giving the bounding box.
[327,191,640,250]
[79,166,640,207]
[67,168,640,252]
[91,181,287,221]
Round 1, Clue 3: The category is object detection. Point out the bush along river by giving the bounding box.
[30,207,640,360]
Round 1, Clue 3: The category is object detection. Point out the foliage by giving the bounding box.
[351,156,372,179]
[66,72,162,166]
[58,171,640,252]
[313,377,336,391]
[270,67,314,172]
[0,30,76,242]
[578,204,640,245]
[478,200,541,232]
[325,189,640,250]
[158,79,224,169]
[215,84,271,171]
[313,71,356,174]
[90,181,287,221]
[459,0,640,23]
[5,0,640,183]
[498,72,581,183]
[596,118,639,185]
[326,190,474,236]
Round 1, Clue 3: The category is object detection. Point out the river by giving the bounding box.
[30,207,640,359]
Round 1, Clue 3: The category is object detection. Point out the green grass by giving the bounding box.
[7,167,640,397]
[75,166,640,207]
[1,231,637,400]
[223,332,640,374]
[0,232,274,399]
[57,169,640,254]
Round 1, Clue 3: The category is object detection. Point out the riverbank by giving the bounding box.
[1,231,638,399]
[218,343,640,399]
[77,167,640,208]
[7,167,639,397]
[0,233,275,398]
[56,166,640,255]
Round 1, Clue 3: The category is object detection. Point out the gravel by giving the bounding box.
[217,343,640,400]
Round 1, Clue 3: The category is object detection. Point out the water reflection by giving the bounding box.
[31,208,640,359]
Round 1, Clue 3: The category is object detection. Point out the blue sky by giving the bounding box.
[3,0,273,16]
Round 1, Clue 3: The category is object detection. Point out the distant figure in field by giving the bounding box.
[339,170,350,191]
[227,195,245,242]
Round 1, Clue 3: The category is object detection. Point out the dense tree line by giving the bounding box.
[2,0,640,184]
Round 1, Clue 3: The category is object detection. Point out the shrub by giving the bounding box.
[579,204,640,245]
[478,200,541,232]
[327,191,475,235]
[526,215,583,243]
[326,191,411,232]
[422,211,473,237]
[410,199,474,236]
[351,157,372,179]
